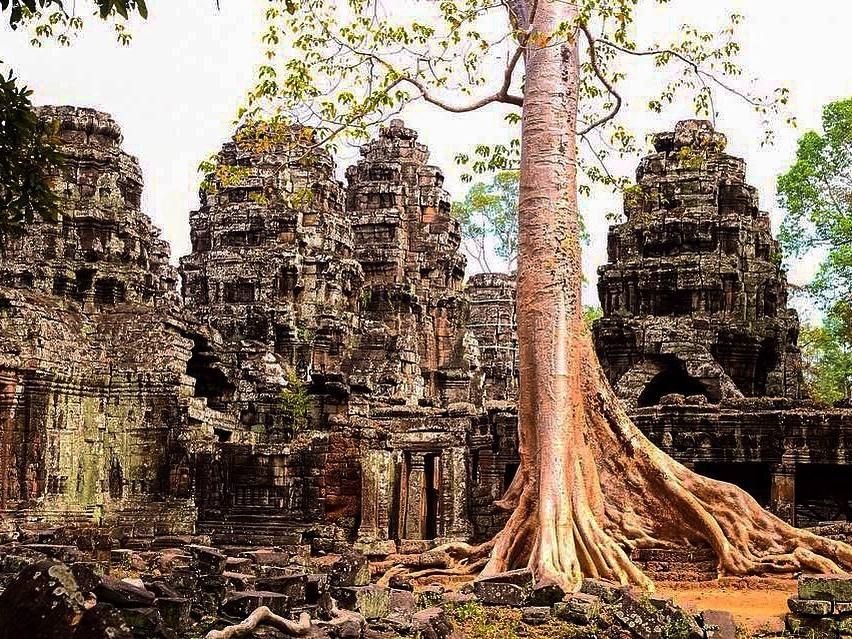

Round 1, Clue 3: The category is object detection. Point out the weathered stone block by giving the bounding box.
[788,597,833,616]
[473,580,527,607]
[553,592,601,625]
[521,606,551,626]
[187,545,226,575]
[702,610,737,639]
[254,573,307,603]
[221,590,291,617]
[154,597,191,630]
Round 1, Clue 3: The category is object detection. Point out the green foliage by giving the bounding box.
[583,305,603,327]
[279,367,311,434]
[800,302,852,405]
[2,0,146,27]
[778,98,852,313]
[452,170,519,273]
[0,67,63,244]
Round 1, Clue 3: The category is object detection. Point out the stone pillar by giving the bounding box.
[770,462,796,525]
[442,447,473,540]
[403,453,426,539]
[357,450,394,544]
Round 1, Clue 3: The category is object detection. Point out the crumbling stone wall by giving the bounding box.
[0,107,229,534]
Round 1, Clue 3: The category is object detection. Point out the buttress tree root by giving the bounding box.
[385,336,852,593]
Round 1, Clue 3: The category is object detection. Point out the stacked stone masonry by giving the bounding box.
[593,121,852,527]
[5,110,852,563]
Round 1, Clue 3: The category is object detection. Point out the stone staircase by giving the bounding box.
[196,509,339,554]
[630,545,718,582]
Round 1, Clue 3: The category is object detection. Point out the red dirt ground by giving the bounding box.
[657,577,796,633]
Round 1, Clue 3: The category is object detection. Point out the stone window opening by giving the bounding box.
[186,336,235,410]
[796,464,852,527]
[423,453,441,540]
[74,268,96,300]
[693,461,771,508]
[94,278,126,305]
[637,358,719,407]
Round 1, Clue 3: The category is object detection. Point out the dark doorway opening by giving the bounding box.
[693,461,771,507]
[503,462,519,494]
[424,453,441,540]
[796,464,852,527]
[638,357,718,407]
[185,335,235,410]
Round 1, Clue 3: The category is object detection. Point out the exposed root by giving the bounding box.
[374,540,494,586]
[204,608,311,639]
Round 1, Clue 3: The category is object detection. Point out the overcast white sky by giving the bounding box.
[2,0,850,318]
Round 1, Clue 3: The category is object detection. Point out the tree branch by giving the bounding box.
[577,23,623,136]
[404,42,525,110]
[593,36,764,109]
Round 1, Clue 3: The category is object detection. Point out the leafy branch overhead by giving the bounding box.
[236,0,792,193]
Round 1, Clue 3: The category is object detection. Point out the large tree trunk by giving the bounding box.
[475,0,852,591]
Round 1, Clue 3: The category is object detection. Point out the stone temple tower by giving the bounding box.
[594,120,803,409]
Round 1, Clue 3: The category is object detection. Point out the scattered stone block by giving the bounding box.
[473,580,527,607]
[223,571,255,591]
[786,613,837,638]
[313,552,370,587]
[0,560,86,639]
[95,574,156,608]
[388,588,417,613]
[74,603,134,639]
[529,580,565,606]
[187,544,226,575]
[412,607,456,639]
[221,590,291,617]
[580,577,626,603]
[788,597,833,616]
[254,573,308,603]
[553,592,601,625]
[702,610,737,639]
[521,606,551,625]
[154,597,191,630]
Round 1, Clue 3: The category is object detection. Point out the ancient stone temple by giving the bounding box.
[595,120,803,408]
[174,118,514,552]
[10,107,852,565]
[0,106,231,535]
[594,120,852,528]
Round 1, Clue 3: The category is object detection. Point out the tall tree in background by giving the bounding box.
[778,99,852,405]
[241,0,852,590]
[0,68,62,244]
[452,170,519,273]
[778,98,852,311]
[800,307,852,406]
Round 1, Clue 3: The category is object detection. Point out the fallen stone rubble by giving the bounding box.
[786,573,852,639]
[0,537,745,639]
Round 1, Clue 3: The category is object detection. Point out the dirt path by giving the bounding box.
[657,577,795,633]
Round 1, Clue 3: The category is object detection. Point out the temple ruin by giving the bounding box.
[593,120,852,527]
[2,109,852,565]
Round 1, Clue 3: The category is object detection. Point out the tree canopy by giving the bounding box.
[778,98,852,315]
[800,304,852,406]
[452,170,519,273]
